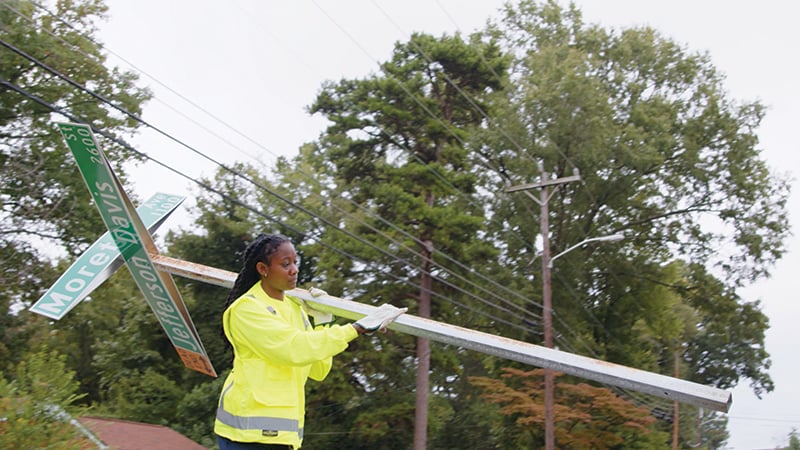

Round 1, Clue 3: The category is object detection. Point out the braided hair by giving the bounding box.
[221,233,292,349]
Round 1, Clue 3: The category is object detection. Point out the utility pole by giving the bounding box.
[414,238,434,450]
[673,348,680,450]
[505,161,580,450]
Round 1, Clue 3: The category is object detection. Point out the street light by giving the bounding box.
[541,232,624,450]
[505,166,625,450]
[548,233,625,268]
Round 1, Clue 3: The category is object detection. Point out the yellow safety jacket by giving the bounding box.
[214,283,358,448]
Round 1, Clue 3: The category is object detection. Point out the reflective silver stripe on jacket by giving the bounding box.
[216,383,303,437]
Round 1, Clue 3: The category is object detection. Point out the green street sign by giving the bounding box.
[56,122,216,377]
[30,192,184,320]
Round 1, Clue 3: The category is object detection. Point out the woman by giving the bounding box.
[214,233,403,449]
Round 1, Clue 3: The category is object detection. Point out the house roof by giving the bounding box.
[78,416,207,450]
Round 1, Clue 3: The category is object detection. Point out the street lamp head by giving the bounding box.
[548,233,626,268]
[596,233,625,243]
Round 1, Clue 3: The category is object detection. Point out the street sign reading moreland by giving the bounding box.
[57,122,216,377]
[30,192,185,320]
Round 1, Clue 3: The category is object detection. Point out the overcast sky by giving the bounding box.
[92,1,799,448]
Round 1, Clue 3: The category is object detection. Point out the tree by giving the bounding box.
[477,0,786,401]
[471,368,669,449]
[308,31,510,448]
[174,373,228,448]
[1,0,151,251]
[0,350,93,449]
[36,269,151,403]
[788,428,800,450]
[1,0,150,369]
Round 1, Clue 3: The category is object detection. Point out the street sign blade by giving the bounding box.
[56,122,216,377]
[30,192,185,320]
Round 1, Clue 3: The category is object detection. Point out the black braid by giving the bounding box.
[221,233,292,350]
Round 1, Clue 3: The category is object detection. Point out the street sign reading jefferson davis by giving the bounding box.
[56,122,215,377]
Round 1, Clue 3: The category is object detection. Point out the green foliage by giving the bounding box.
[174,372,228,448]
[479,0,783,402]
[0,240,42,369]
[680,263,773,395]
[789,428,800,450]
[1,1,789,448]
[1,0,150,405]
[305,30,515,448]
[351,401,416,449]
[472,368,669,449]
[89,275,183,393]
[104,367,183,424]
[431,395,503,450]
[0,350,93,449]
[1,0,151,253]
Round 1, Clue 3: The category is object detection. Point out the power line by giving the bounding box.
[3,1,632,390]
[422,0,681,409]
[9,0,551,329]
[4,2,712,422]
[0,72,534,335]
[402,3,673,404]
[4,75,539,338]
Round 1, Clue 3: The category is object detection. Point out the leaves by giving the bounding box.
[1,1,789,448]
[1,1,151,366]
[480,0,781,399]
[471,368,666,450]
[0,350,92,449]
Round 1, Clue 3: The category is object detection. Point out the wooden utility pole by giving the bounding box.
[505,161,580,450]
[673,348,680,450]
[414,238,434,450]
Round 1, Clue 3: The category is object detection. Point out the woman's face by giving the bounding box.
[257,242,298,299]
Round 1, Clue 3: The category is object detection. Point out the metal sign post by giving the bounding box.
[150,254,732,412]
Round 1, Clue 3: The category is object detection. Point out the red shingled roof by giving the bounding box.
[78,416,207,450]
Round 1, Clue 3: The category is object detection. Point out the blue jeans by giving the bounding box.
[216,435,293,450]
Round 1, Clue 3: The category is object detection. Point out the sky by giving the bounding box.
[89,1,799,448]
